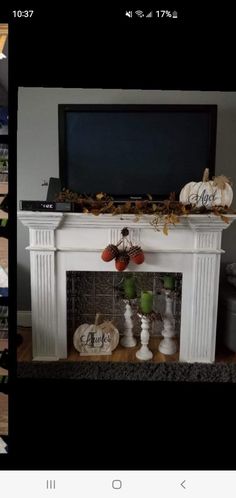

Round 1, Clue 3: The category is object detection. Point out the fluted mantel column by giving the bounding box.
[19,212,63,360]
[180,224,223,363]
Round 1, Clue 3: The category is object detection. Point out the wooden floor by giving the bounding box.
[18,328,179,363]
[0,339,8,375]
[17,327,236,364]
[0,393,8,436]
[0,237,7,271]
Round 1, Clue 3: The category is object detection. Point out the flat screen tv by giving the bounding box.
[58,104,217,201]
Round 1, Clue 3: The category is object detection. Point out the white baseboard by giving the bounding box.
[17,311,32,327]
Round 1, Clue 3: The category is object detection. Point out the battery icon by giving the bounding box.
[172,10,178,18]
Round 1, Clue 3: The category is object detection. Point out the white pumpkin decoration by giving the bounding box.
[73,313,119,355]
[179,168,233,208]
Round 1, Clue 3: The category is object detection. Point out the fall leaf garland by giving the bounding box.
[55,189,235,235]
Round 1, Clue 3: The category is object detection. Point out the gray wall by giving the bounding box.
[17,88,236,310]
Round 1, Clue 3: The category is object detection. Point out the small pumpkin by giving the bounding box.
[179,168,233,208]
[73,313,119,355]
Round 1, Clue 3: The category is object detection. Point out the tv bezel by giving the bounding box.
[58,104,217,201]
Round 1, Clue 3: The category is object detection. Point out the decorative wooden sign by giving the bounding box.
[73,314,119,356]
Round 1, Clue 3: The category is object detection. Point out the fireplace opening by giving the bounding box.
[66,271,182,361]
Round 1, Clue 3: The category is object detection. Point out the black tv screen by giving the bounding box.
[58,104,217,200]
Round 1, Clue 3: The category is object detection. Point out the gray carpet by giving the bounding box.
[17,361,236,382]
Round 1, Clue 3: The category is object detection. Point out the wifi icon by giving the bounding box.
[135,10,144,17]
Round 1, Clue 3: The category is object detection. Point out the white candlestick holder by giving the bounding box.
[120,300,137,348]
[158,289,178,355]
[136,313,153,360]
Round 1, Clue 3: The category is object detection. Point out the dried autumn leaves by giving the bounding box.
[55,190,233,235]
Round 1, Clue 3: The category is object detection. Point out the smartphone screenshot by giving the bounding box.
[0,4,236,495]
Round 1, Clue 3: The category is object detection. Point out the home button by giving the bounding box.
[112,480,122,490]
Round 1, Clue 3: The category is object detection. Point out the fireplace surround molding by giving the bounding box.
[18,212,236,363]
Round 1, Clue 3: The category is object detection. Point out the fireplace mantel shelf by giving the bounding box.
[18,211,236,230]
[18,211,236,363]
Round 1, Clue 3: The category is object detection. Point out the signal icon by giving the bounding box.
[146,11,153,18]
[135,10,144,17]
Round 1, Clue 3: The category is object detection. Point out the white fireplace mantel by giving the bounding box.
[18,211,236,363]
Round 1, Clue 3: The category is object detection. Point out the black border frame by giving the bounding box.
[58,104,217,200]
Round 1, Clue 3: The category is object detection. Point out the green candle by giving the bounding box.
[140,290,153,314]
[123,276,137,299]
[163,275,175,290]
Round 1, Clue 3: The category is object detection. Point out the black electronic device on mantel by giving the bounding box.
[58,104,217,201]
[46,177,62,201]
